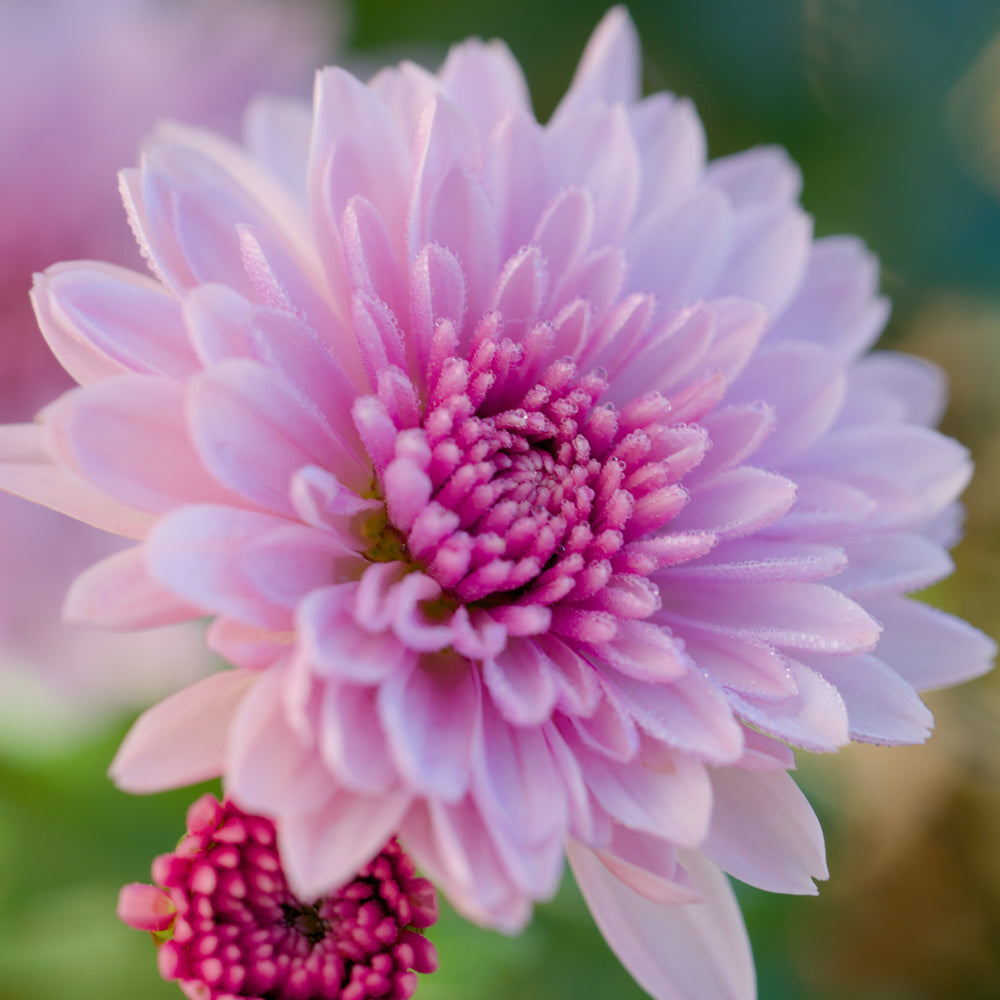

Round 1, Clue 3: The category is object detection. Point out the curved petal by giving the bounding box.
[110,668,259,792]
[552,7,640,120]
[0,424,153,538]
[277,785,413,900]
[568,841,755,1000]
[702,767,827,895]
[64,544,202,629]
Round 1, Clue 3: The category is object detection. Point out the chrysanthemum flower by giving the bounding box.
[2,7,993,997]
[0,0,334,714]
[118,794,438,999]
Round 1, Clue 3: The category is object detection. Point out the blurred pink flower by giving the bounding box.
[0,0,336,714]
[118,794,438,1000]
[1,6,993,997]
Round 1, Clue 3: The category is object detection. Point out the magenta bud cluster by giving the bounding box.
[118,794,438,1000]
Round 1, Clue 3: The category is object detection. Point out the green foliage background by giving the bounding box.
[2,2,1000,998]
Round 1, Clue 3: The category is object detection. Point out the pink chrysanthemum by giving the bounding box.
[1,7,993,997]
[118,794,438,999]
[0,0,335,714]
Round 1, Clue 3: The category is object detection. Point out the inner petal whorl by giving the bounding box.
[367,324,705,614]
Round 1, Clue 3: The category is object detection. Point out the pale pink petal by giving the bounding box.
[190,357,371,510]
[728,342,847,466]
[717,204,812,317]
[834,532,953,595]
[658,580,880,654]
[837,351,947,428]
[46,375,231,513]
[861,595,996,690]
[545,104,640,244]
[553,7,641,120]
[32,262,196,384]
[0,424,153,537]
[226,662,332,815]
[244,95,313,207]
[473,698,567,846]
[111,668,259,792]
[64,544,201,628]
[728,659,850,752]
[769,236,889,359]
[438,38,533,137]
[606,668,745,765]
[277,785,413,901]
[568,842,755,1000]
[318,681,399,794]
[804,652,933,745]
[400,797,533,934]
[594,826,698,906]
[629,93,706,219]
[703,767,827,894]
[576,737,712,847]
[378,652,480,802]
[147,505,302,629]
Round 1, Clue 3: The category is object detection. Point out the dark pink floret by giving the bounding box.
[118,794,438,1000]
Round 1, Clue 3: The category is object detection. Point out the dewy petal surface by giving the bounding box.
[1,6,993,1000]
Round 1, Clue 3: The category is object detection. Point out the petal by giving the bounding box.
[278,785,413,900]
[805,652,933,746]
[190,358,371,511]
[32,262,196,384]
[425,167,499,325]
[626,188,733,314]
[482,110,547,261]
[147,505,311,629]
[703,767,826,895]
[545,104,640,244]
[319,682,399,794]
[438,38,533,138]
[728,659,850,752]
[838,351,946,429]
[834,532,953,595]
[0,423,153,538]
[473,698,567,847]
[482,638,560,726]
[728,342,847,466]
[64,544,201,629]
[861,595,996,690]
[553,7,641,119]
[657,580,880,654]
[594,826,698,906]
[671,467,797,539]
[226,662,332,815]
[110,669,260,792]
[244,96,313,207]
[576,737,712,847]
[606,669,744,765]
[798,425,971,529]
[769,236,889,360]
[568,842,755,1000]
[400,797,532,934]
[378,652,480,801]
[717,203,812,317]
[46,375,231,513]
[629,93,706,219]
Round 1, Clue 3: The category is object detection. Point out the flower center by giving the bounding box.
[120,796,438,1000]
[281,900,329,945]
[370,328,694,624]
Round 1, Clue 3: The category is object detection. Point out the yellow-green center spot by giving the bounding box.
[363,512,410,564]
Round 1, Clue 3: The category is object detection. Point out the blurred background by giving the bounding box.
[1,1,999,998]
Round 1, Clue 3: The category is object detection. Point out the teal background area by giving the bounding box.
[2,2,1000,998]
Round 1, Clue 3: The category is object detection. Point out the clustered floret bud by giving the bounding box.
[118,794,438,1000]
